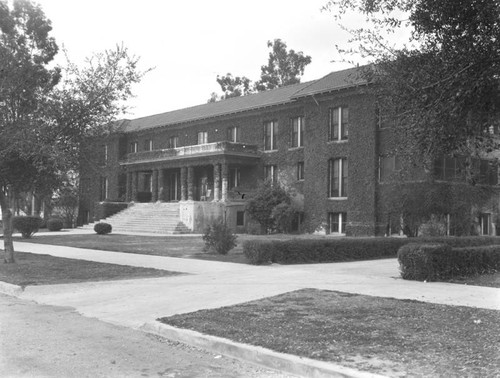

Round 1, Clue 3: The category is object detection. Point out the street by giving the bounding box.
[0,294,293,378]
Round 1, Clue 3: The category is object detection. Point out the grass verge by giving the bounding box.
[0,251,182,286]
[158,288,500,377]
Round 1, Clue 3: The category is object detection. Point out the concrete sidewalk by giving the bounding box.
[4,238,500,377]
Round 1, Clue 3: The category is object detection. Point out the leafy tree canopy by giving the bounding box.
[324,0,500,166]
[209,39,311,101]
[0,0,147,262]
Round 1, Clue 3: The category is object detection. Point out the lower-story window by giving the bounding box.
[328,212,347,235]
[236,211,245,226]
[480,213,491,236]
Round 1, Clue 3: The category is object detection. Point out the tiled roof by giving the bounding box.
[290,66,368,99]
[122,66,368,133]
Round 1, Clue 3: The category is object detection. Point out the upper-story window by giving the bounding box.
[291,116,304,148]
[144,139,153,151]
[197,131,208,144]
[264,120,278,151]
[130,141,138,153]
[227,126,240,143]
[328,158,348,198]
[329,106,348,141]
[379,156,402,182]
[99,144,108,166]
[229,167,241,188]
[168,136,178,149]
[297,161,304,181]
[264,164,278,183]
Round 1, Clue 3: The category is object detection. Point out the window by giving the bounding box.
[480,213,491,236]
[99,177,108,201]
[236,211,245,226]
[379,156,402,182]
[197,131,208,144]
[297,161,304,181]
[129,142,138,153]
[434,156,466,181]
[328,212,347,234]
[329,106,348,141]
[291,116,304,147]
[229,167,240,188]
[264,121,278,151]
[99,144,108,166]
[477,159,498,185]
[264,165,277,183]
[328,158,348,198]
[168,136,178,149]
[144,139,153,151]
[227,126,240,143]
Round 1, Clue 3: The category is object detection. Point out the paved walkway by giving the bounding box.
[11,238,500,330]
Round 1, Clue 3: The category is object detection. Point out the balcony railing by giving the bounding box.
[122,141,259,164]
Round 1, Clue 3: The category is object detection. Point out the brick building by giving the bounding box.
[79,66,500,236]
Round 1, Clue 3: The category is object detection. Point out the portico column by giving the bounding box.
[126,171,132,202]
[131,171,139,201]
[221,163,228,202]
[187,166,194,201]
[180,167,187,201]
[152,169,159,202]
[158,169,165,201]
[213,163,220,201]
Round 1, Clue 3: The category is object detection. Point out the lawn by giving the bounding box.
[0,251,182,286]
[159,288,500,377]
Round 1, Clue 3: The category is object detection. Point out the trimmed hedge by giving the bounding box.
[242,236,500,265]
[398,243,500,281]
[94,222,112,235]
[47,218,64,231]
[12,216,42,238]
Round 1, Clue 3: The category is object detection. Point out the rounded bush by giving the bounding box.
[12,216,42,238]
[47,218,64,231]
[94,222,112,235]
[202,221,237,255]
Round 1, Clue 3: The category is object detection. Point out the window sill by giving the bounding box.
[262,149,278,153]
[327,139,348,144]
[288,146,304,151]
[328,197,347,200]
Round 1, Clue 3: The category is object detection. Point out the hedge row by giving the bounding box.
[242,236,500,265]
[398,243,500,281]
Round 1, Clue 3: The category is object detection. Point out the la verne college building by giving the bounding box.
[78,67,500,236]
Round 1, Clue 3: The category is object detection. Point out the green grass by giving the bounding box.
[159,288,500,377]
[0,251,182,286]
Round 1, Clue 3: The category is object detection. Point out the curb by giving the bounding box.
[141,322,388,378]
[0,281,24,297]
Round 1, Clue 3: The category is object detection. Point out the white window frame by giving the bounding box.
[328,158,348,198]
[291,116,304,148]
[297,161,304,181]
[197,131,208,144]
[228,126,240,143]
[130,142,138,153]
[168,136,178,149]
[264,165,277,183]
[328,212,347,235]
[264,120,278,151]
[329,106,348,141]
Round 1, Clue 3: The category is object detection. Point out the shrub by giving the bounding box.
[202,221,237,255]
[398,243,500,281]
[271,203,297,233]
[243,236,500,265]
[94,222,112,235]
[47,218,64,231]
[12,216,42,238]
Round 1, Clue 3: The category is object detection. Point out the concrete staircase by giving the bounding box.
[93,203,191,234]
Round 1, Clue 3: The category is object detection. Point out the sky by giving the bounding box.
[36,0,367,120]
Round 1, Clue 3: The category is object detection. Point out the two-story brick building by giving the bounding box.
[78,66,500,236]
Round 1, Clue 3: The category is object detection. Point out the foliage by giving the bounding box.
[47,218,63,231]
[245,180,291,233]
[202,221,237,255]
[270,202,298,233]
[254,39,312,92]
[211,39,311,100]
[12,216,42,238]
[398,243,500,281]
[0,0,147,263]
[243,236,500,265]
[52,177,79,228]
[324,0,500,164]
[94,222,112,235]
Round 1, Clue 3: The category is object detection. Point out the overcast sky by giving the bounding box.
[37,0,366,119]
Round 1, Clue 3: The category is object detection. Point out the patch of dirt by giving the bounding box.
[159,289,500,377]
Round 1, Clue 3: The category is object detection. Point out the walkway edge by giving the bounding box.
[141,321,388,378]
[0,280,24,297]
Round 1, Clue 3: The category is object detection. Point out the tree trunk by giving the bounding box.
[0,190,15,263]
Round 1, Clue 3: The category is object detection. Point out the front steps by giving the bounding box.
[91,202,191,234]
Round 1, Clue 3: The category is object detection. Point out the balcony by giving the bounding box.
[121,141,260,165]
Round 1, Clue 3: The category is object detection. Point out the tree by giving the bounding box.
[211,39,311,100]
[324,0,500,166]
[245,180,291,233]
[0,0,147,263]
[254,39,312,92]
